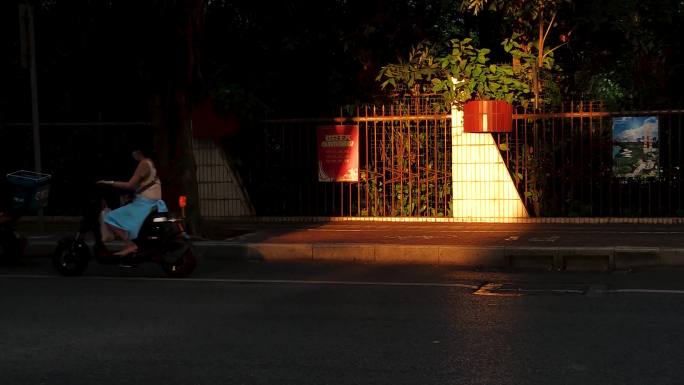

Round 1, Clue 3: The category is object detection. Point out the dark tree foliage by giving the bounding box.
[560,0,684,108]
[1,0,472,122]
[2,0,684,121]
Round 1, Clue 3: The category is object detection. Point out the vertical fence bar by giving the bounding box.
[295,125,301,215]
[677,112,684,216]
[588,102,594,215]
[357,105,362,217]
[667,111,673,215]
[423,99,429,216]
[368,106,379,216]
[280,125,286,214]
[359,104,370,217]
[401,103,413,216]
[515,107,521,191]
[579,101,585,216]
[407,104,412,216]
[540,109,546,217]
[349,181,352,216]
[603,102,612,216]
[433,112,439,216]
[305,122,311,216]
[563,102,569,214]
[525,115,530,216]
[382,106,387,216]
[550,106,557,216]
[444,112,448,217]
[391,105,396,216]
[399,105,405,216]
[416,102,422,216]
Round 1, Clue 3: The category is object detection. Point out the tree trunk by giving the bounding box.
[150,0,204,235]
[534,7,544,110]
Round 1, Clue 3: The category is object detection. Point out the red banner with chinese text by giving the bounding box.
[317,125,359,182]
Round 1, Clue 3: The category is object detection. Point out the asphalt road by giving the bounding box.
[3,257,684,385]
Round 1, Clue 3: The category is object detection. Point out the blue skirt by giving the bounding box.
[104,196,168,240]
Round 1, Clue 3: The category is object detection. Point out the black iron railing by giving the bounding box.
[244,100,684,218]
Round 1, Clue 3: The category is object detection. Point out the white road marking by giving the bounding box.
[609,288,684,295]
[6,274,684,295]
[0,274,480,289]
[529,236,560,242]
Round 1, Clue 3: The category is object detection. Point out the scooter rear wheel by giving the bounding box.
[161,244,196,278]
[52,237,90,276]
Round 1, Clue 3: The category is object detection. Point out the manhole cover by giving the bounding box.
[474,282,587,296]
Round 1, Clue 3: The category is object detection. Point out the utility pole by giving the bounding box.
[19,0,44,229]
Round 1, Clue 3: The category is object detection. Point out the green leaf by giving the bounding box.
[489,65,497,73]
[498,143,509,151]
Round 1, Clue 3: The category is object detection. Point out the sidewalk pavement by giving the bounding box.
[15,219,684,271]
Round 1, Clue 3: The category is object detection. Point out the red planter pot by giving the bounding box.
[192,98,240,140]
[463,100,513,133]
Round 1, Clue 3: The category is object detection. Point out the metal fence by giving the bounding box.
[4,103,684,219]
[243,100,684,218]
[502,103,684,217]
[243,98,452,217]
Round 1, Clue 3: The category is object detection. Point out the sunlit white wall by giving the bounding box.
[451,106,528,221]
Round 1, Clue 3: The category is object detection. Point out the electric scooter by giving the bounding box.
[52,184,196,277]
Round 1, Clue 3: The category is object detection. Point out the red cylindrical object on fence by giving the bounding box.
[463,100,513,133]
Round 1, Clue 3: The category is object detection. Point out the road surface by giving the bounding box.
[2,257,684,384]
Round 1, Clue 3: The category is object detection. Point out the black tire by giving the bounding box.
[160,243,196,278]
[52,237,90,276]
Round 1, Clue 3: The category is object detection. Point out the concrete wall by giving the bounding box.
[193,139,255,218]
[451,106,528,221]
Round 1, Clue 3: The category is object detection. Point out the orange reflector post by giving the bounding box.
[179,195,187,208]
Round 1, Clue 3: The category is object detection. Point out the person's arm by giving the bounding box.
[98,162,149,191]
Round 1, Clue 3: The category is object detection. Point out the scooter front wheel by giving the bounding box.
[52,237,90,276]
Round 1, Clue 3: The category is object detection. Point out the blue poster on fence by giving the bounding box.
[613,116,659,178]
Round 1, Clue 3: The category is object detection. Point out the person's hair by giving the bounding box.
[131,144,154,159]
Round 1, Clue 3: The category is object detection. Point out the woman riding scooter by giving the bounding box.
[52,150,196,278]
[97,148,167,256]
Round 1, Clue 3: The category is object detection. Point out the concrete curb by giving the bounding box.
[193,242,684,271]
[24,239,683,270]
